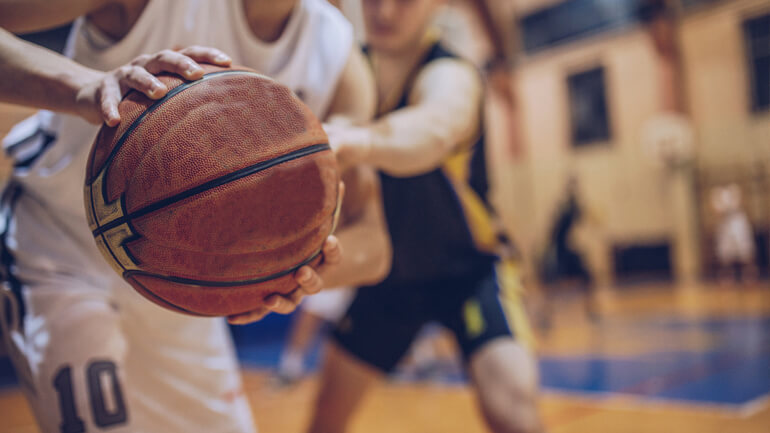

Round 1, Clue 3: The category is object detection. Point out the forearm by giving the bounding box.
[0,28,101,114]
[359,60,482,177]
[469,0,517,63]
[362,106,456,176]
[322,225,390,288]
[322,190,391,288]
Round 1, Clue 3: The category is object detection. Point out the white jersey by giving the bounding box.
[3,0,352,274]
[0,2,353,432]
[716,211,755,264]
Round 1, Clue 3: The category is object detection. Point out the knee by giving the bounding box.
[469,341,543,433]
[480,383,542,433]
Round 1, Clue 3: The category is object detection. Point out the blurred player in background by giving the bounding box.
[0,0,390,431]
[307,0,543,432]
[710,184,758,286]
[277,287,355,383]
[540,175,598,322]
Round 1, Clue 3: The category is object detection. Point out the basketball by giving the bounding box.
[84,65,340,317]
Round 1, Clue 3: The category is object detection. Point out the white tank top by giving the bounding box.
[3,0,352,256]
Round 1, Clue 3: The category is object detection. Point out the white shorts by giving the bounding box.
[0,187,255,433]
[301,288,354,322]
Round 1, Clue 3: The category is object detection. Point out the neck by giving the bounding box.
[375,36,429,63]
[242,0,297,43]
[369,34,435,113]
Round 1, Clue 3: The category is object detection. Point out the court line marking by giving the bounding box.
[739,393,770,418]
[541,387,770,417]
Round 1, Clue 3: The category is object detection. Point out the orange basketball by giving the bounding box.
[84,65,340,317]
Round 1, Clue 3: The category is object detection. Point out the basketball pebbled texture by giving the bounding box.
[84,65,339,317]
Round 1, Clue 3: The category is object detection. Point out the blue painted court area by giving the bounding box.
[538,316,770,405]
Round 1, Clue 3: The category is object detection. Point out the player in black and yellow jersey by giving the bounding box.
[307,1,542,432]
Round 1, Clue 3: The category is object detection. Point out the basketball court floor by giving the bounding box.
[1,281,768,432]
[0,103,768,432]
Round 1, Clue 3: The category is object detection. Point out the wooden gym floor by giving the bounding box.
[0,103,769,432]
[1,283,769,433]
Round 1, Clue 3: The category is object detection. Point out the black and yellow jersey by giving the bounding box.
[369,42,501,289]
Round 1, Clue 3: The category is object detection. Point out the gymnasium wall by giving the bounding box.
[681,0,770,167]
[494,0,770,283]
[680,0,770,275]
[505,26,668,281]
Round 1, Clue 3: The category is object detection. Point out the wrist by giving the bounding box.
[356,126,374,165]
[71,69,108,122]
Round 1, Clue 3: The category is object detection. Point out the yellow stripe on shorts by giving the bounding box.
[495,260,536,351]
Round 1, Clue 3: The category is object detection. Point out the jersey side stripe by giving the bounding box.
[494,260,536,351]
[441,146,498,253]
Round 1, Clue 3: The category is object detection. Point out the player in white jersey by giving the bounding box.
[0,1,388,432]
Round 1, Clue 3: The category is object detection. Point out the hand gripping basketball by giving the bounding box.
[84,60,342,319]
[75,46,232,126]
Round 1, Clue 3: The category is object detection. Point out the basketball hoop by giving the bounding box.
[641,112,695,170]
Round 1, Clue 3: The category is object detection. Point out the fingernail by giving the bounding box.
[185,65,202,77]
[108,111,120,126]
[215,54,231,63]
[150,82,164,95]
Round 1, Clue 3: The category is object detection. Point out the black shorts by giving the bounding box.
[332,262,532,373]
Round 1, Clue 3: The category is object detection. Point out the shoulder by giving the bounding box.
[302,0,354,48]
[299,0,355,76]
[410,46,481,102]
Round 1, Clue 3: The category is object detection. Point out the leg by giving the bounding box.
[1,278,132,433]
[443,262,543,433]
[280,289,355,382]
[116,284,255,433]
[2,192,255,433]
[307,342,383,433]
[468,339,543,433]
[279,309,325,382]
[306,285,425,433]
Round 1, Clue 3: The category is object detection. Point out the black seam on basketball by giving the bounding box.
[92,142,329,237]
[99,231,126,272]
[128,275,209,316]
[122,248,322,287]
[87,70,264,266]
[121,232,143,266]
[88,70,261,187]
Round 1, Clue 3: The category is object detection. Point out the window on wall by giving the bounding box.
[679,0,724,10]
[567,67,611,146]
[519,0,639,54]
[743,14,770,113]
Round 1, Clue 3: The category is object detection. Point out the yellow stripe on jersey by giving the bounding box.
[495,260,536,351]
[441,146,498,254]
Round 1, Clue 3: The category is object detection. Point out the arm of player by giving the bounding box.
[322,166,391,289]
[264,173,392,313]
[0,28,231,125]
[466,0,517,108]
[322,49,391,287]
[330,58,483,177]
[467,0,517,67]
[0,0,114,33]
